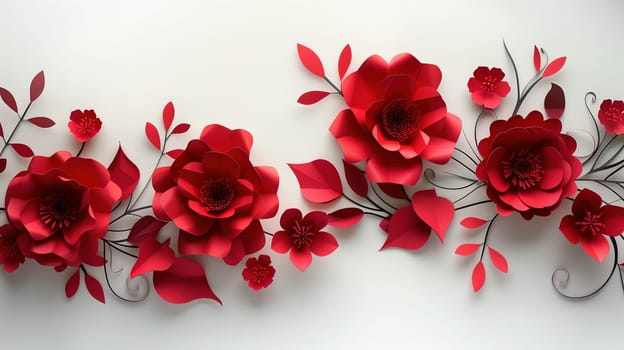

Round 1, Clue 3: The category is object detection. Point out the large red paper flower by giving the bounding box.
[5,151,122,270]
[559,189,624,263]
[598,99,624,135]
[331,53,462,185]
[467,66,511,109]
[0,224,25,272]
[68,109,102,142]
[242,254,276,291]
[271,209,338,271]
[476,111,582,219]
[152,124,279,265]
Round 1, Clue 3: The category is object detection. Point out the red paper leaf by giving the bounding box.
[378,182,408,200]
[11,143,33,157]
[297,91,330,105]
[128,215,168,246]
[289,160,343,203]
[297,43,325,78]
[338,44,352,80]
[27,117,55,128]
[488,247,509,273]
[108,145,140,200]
[0,123,4,138]
[411,190,454,242]
[0,158,6,173]
[162,101,174,131]
[84,274,105,303]
[171,123,190,134]
[0,88,18,113]
[380,206,431,250]
[460,217,489,229]
[472,261,486,293]
[153,258,222,305]
[544,83,565,119]
[343,160,368,197]
[533,45,541,72]
[455,243,481,256]
[542,57,566,78]
[65,270,80,299]
[29,71,45,102]
[145,122,161,150]
[166,149,184,159]
[131,238,175,278]
[328,207,364,228]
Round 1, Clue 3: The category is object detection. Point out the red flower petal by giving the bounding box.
[84,274,105,303]
[271,231,291,254]
[11,143,33,158]
[488,247,508,273]
[162,101,174,131]
[297,91,330,105]
[580,235,610,263]
[542,57,566,78]
[290,249,313,271]
[310,231,338,256]
[289,160,343,203]
[411,190,454,242]
[455,243,481,256]
[460,217,489,229]
[338,44,351,80]
[108,145,140,200]
[145,122,161,150]
[327,208,364,228]
[0,87,18,113]
[65,270,80,299]
[472,261,486,293]
[297,44,325,78]
[131,238,175,278]
[0,158,7,173]
[602,205,624,236]
[29,71,45,102]
[559,215,581,244]
[27,116,55,128]
[343,160,368,198]
[544,83,565,119]
[153,258,221,304]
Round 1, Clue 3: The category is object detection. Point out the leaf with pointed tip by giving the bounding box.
[455,243,481,256]
[166,149,184,159]
[84,274,105,303]
[289,160,343,203]
[297,91,330,105]
[488,247,508,273]
[65,270,80,298]
[378,182,408,200]
[153,258,222,305]
[338,44,352,80]
[162,101,175,131]
[0,158,6,173]
[11,143,33,157]
[460,217,489,229]
[343,160,368,197]
[380,206,431,250]
[145,122,161,150]
[128,215,168,246]
[27,117,55,128]
[0,88,18,113]
[297,43,325,78]
[328,208,364,228]
[542,57,566,78]
[544,83,565,119]
[108,145,140,200]
[171,123,190,134]
[472,261,486,293]
[131,238,175,278]
[411,190,454,242]
[30,71,45,102]
[533,45,541,72]
[0,122,4,138]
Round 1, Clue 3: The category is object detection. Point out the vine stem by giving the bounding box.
[0,101,32,158]
[478,214,498,260]
[323,77,343,96]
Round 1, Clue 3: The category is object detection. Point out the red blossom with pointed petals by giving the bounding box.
[152,124,278,265]
[598,99,624,135]
[242,254,276,291]
[467,66,511,109]
[0,224,25,272]
[476,111,581,219]
[68,109,102,142]
[559,189,624,263]
[271,209,338,271]
[333,53,462,185]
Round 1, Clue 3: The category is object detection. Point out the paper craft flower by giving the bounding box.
[0,224,25,272]
[68,109,102,142]
[151,124,279,265]
[242,254,276,291]
[271,209,338,271]
[559,189,624,263]
[598,99,624,135]
[476,111,582,219]
[5,151,122,270]
[331,53,462,185]
[467,66,511,109]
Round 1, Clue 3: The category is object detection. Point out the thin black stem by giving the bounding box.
[455,200,492,211]
[582,92,601,165]
[364,211,386,219]
[103,244,140,303]
[323,77,343,96]
[589,134,617,172]
[370,185,398,211]
[452,183,486,204]
[454,147,479,166]
[76,142,86,157]
[513,76,543,116]
[479,214,498,260]
[80,264,88,274]
[503,40,521,115]
[263,231,274,236]
[450,156,477,175]
[102,239,138,258]
[0,101,32,158]
[343,193,388,214]
[462,129,480,161]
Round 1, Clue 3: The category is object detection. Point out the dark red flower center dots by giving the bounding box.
[576,211,605,237]
[290,221,314,249]
[480,75,500,92]
[200,177,235,213]
[501,148,543,190]
[248,264,272,284]
[605,106,623,123]
[381,98,421,143]
[0,235,21,260]
[78,116,98,135]
[40,192,79,230]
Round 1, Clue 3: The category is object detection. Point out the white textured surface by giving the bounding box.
[0,0,623,349]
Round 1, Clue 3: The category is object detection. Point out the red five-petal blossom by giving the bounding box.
[242,254,276,291]
[467,66,511,109]
[68,109,102,142]
[598,99,624,135]
[0,224,25,272]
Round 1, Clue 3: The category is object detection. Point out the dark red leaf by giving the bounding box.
[378,182,408,200]
[472,261,486,293]
[455,243,482,256]
[171,123,190,134]
[544,83,565,119]
[145,122,161,150]
[131,238,175,278]
[162,101,175,131]
[65,270,80,299]
[153,258,222,305]
[343,160,368,197]
[166,149,184,159]
[338,44,352,80]
[297,91,330,105]
[108,145,140,200]
[289,160,343,203]
[27,116,55,128]
[488,247,508,273]
[0,158,6,173]
[411,190,454,243]
[29,71,45,102]
[0,122,4,138]
[533,45,541,72]
[460,217,489,229]
[297,43,325,78]
[0,88,18,113]
[328,207,364,228]
[128,215,168,246]
[542,57,566,78]
[11,143,33,157]
[84,274,105,303]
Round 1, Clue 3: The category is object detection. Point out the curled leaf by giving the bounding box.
[145,122,161,150]
[30,71,45,102]
[108,145,140,200]
[460,217,489,229]
[338,44,352,80]
[27,117,55,128]
[153,258,222,305]
[455,243,481,256]
[544,83,565,119]
[297,43,325,78]
[472,261,486,293]
[289,160,343,203]
[542,57,566,78]
[297,91,330,105]
[328,207,364,228]
[0,88,18,113]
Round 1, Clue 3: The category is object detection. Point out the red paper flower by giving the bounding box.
[271,209,338,271]
[467,66,511,109]
[0,224,25,272]
[476,111,582,219]
[559,189,624,263]
[152,124,279,265]
[68,109,102,142]
[242,254,276,291]
[331,53,462,185]
[598,99,624,135]
[5,151,122,270]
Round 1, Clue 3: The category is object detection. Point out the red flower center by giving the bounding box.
[0,235,21,260]
[200,177,234,212]
[39,192,79,230]
[381,98,420,143]
[501,148,543,190]
[249,264,272,284]
[605,106,623,123]
[576,211,605,237]
[290,220,314,249]
[79,116,98,135]
[480,75,500,92]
